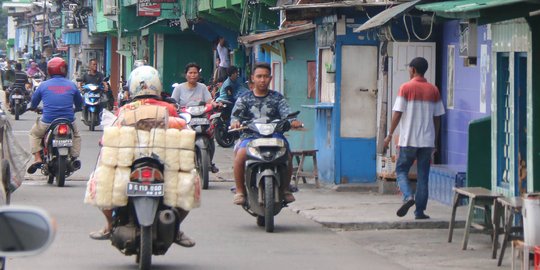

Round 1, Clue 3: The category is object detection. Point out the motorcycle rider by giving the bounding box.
[89,66,196,248]
[2,60,15,102]
[229,62,303,205]
[27,57,83,174]
[77,58,109,93]
[8,63,30,110]
[26,61,44,77]
[171,62,219,173]
[216,66,249,103]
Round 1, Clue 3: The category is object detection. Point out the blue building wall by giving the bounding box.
[440,21,492,166]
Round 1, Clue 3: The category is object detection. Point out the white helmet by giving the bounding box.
[128,66,162,98]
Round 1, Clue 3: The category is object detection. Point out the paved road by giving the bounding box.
[4,111,406,270]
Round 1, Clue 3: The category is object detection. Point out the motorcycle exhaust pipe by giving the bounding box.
[157,210,176,247]
[70,159,81,171]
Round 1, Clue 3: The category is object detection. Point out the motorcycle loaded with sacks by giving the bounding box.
[231,111,301,232]
[85,106,200,270]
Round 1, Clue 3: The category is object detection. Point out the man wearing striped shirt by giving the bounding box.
[383,57,445,220]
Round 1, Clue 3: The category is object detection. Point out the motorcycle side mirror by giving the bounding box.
[0,206,55,257]
[287,111,300,118]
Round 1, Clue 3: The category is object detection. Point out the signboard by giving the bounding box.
[138,0,161,17]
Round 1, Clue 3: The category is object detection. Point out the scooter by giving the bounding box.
[180,102,218,190]
[81,83,103,131]
[38,117,81,187]
[30,71,45,95]
[212,99,238,148]
[8,86,29,120]
[110,156,179,270]
[232,111,300,232]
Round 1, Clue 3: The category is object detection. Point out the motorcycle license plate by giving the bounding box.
[190,117,209,125]
[52,139,73,147]
[126,182,164,197]
[11,95,23,99]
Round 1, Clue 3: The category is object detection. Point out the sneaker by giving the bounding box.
[415,213,430,220]
[396,199,415,217]
[174,231,195,247]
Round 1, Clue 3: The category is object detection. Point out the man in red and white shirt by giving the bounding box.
[383,57,445,220]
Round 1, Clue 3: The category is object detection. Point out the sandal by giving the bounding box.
[174,231,196,247]
[284,191,296,203]
[233,193,246,205]
[27,162,43,174]
[89,228,111,240]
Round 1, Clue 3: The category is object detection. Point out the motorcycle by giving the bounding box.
[212,100,238,148]
[180,102,217,190]
[103,75,114,111]
[38,117,81,187]
[30,71,45,94]
[81,83,104,131]
[8,85,29,120]
[110,156,179,270]
[232,111,300,232]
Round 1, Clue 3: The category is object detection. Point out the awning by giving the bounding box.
[63,31,81,45]
[270,0,404,11]
[353,0,421,32]
[238,23,315,47]
[416,0,540,24]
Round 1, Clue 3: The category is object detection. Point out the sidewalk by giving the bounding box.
[212,145,467,231]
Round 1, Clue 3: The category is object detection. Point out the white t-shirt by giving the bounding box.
[217,43,230,68]
[171,82,212,107]
[392,77,445,147]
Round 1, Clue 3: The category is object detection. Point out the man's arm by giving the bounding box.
[434,116,441,147]
[230,96,246,128]
[74,87,84,111]
[383,111,402,150]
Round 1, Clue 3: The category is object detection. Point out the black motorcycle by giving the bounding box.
[38,118,81,187]
[233,111,300,232]
[9,86,29,120]
[213,100,239,148]
[110,157,179,270]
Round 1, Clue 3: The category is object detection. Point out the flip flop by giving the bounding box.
[174,231,196,247]
[89,229,111,240]
[284,191,296,203]
[233,193,245,205]
[27,162,43,174]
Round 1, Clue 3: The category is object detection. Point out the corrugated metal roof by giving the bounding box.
[354,0,421,32]
[270,0,410,10]
[238,23,316,47]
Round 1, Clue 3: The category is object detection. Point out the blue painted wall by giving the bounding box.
[440,21,492,166]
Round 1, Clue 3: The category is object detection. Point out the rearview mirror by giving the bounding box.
[0,206,55,257]
[287,111,300,118]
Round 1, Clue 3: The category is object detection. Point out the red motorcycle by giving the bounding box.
[180,102,220,190]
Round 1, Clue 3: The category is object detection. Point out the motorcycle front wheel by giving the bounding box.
[264,176,275,232]
[196,147,210,190]
[14,103,19,120]
[89,112,95,131]
[138,225,152,270]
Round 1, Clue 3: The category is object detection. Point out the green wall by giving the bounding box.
[283,33,316,152]
[162,33,213,94]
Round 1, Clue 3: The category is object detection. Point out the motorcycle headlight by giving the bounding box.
[247,146,262,160]
[254,123,277,136]
[88,85,98,91]
[187,106,206,116]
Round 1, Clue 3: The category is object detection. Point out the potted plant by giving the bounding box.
[325,62,335,83]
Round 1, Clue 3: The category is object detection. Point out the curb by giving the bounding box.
[318,220,466,231]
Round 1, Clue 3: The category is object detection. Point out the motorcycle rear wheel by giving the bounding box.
[138,226,152,270]
[56,156,66,187]
[215,125,235,148]
[264,176,275,232]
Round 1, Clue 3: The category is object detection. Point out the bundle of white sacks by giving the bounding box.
[86,126,200,210]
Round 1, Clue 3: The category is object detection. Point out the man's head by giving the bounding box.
[251,62,272,92]
[408,57,428,78]
[218,37,225,46]
[227,66,239,81]
[89,59,98,72]
[15,63,22,71]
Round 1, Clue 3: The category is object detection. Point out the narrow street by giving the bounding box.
[4,110,407,270]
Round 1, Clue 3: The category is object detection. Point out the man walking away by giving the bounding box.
[383,57,445,220]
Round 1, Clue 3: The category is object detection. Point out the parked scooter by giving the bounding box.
[36,116,81,187]
[231,111,300,232]
[180,102,217,190]
[109,156,179,270]
[81,83,103,131]
[212,100,238,148]
[8,86,29,120]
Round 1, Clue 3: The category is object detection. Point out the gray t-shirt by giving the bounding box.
[171,82,212,107]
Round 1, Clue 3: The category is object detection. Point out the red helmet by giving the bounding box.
[47,57,67,76]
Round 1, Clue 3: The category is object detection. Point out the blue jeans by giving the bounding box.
[396,147,433,216]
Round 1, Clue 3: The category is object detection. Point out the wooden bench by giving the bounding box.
[291,150,320,188]
[448,187,502,250]
[493,196,523,266]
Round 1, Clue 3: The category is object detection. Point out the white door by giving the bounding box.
[155,34,164,75]
[340,45,378,138]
